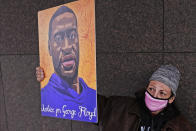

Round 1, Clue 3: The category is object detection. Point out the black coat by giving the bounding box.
[97,92,193,131]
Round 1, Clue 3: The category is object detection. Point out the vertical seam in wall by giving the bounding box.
[0,62,9,131]
[162,0,165,64]
[71,120,72,131]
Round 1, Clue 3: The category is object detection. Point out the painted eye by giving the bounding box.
[54,33,64,43]
[69,31,77,40]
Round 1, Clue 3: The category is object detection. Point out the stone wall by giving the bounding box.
[0,0,195,130]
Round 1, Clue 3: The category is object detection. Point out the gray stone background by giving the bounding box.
[0,0,195,131]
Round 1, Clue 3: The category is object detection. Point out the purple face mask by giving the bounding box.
[145,91,168,112]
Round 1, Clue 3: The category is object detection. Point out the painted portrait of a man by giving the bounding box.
[38,0,97,123]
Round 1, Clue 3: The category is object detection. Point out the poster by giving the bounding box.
[38,0,97,123]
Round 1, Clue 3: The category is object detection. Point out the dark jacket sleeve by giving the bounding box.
[164,114,193,131]
[97,94,108,124]
[97,94,136,124]
[174,115,193,131]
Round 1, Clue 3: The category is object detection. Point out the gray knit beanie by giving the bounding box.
[149,65,181,96]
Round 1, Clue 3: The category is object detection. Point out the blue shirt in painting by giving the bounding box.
[41,73,97,123]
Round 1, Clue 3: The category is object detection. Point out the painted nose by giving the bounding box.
[61,36,72,55]
[61,36,71,50]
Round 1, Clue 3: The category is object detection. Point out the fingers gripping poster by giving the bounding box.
[38,0,97,123]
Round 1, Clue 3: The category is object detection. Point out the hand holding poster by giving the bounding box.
[38,0,97,123]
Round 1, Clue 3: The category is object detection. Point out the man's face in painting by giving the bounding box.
[49,12,79,79]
